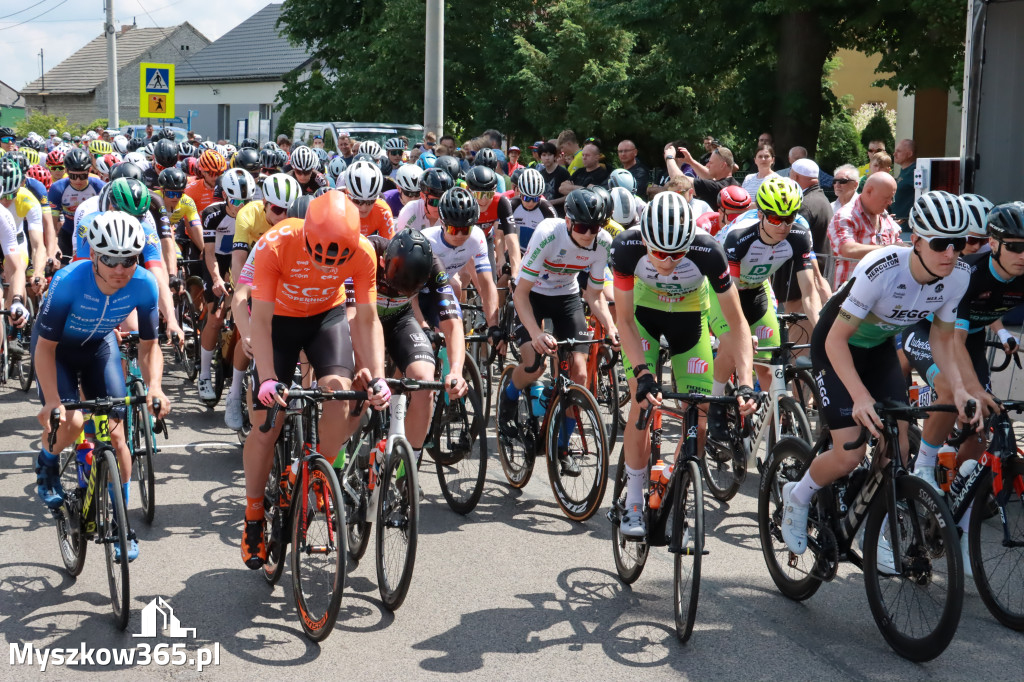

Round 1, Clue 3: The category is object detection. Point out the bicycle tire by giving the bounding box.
[788,368,821,442]
[701,398,745,502]
[545,384,609,522]
[238,367,254,444]
[609,450,649,584]
[375,437,419,611]
[130,400,156,524]
[969,473,1024,630]
[592,352,621,457]
[56,449,87,576]
[862,474,963,661]
[434,357,488,515]
[0,313,8,384]
[290,456,347,642]
[757,437,821,601]
[769,395,813,452]
[674,459,704,644]
[496,364,535,488]
[262,440,288,586]
[178,296,200,382]
[96,449,131,630]
[342,422,373,561]
[15,299,34,391]
[17,348,34,392]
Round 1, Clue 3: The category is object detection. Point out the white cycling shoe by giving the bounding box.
[781,482,809,554]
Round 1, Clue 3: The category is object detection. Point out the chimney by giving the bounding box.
[120,24,133,35]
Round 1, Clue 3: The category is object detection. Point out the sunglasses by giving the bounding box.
[997,239,1024,254]
[267,203,288,215]
[68,172,90,181]
[294,169,311,176]
[444,224,472,236]
[228,198,248,207]
[649,249,687,262]
[352,198,376,207]
[389,150,403,156]
[0,136,14,144]
[967,236,987,246]
[521,195,541,202]
[472,190,494,201]
[402,190,420,198]
[833,178,855,185]
[98,253,137,268]
[426,196,442,207]
[922,236,967,252]
[163,190,183,199]
[763,212,796,226]
[2,192,16,201]
[868,148,884,153]
[571,222,602,235]
[262,167,278,174]
[47,165,65,172]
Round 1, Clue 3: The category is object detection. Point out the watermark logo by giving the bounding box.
[134,597,196,638]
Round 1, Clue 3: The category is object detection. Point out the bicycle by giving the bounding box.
[339,378,431,610]
[120,333,168,524]
[49,396,160,630]
[496,339,610,522]
[586,313,622,453]
[1,298,35,391]
[259,383,359,641]
[168,273,201,382]
[198,288,236,409]
[608,392,741,643]
[758,402,966,661]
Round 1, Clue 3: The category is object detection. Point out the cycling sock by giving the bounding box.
[558,416,576,449]
[958,507,971,534]
[625,465,646,508]
[790,471,822,506]
[915,439,940,469]
[712,380,726,397]
[122,482,130,506]
[504,381,521,402]
[39,448,59,467]
[200,347,215,380]
[413,449,422,466]
[227,368,245,400]
[245,496,264,521]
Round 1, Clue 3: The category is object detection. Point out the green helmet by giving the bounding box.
[0,157,23,196]
[756,176,802,217]
[108,177,151,217]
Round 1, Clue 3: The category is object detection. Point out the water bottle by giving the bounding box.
[948,460,979,501]
[75,439,94,488]
[649,460,673,510]
[936,444,958,493]
[368,439,386,491]
[529,383,547,418]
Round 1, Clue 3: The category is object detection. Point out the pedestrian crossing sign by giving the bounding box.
[140,62,175,118]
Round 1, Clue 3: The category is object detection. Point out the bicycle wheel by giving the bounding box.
[238,367,254,444]
[863,474,963,662]
[375,438,419,611]
[434,358,488,515]
[788,368,821,442]
[290,456,347,642]
[592,351,621,456]
[130,400,156,524]
[56,450,87,576]
[673,459,704,644]
[496,364,535,488]
[609,451,649,584]
[545,384,609,522]
[757,437,822,601]
[178,296,200,382]
[768,396,812,452]
[701,403,745,502]
[0,313,9,384]
[96,449,131,630]
[969,473,1024,630]
[262,441,288,586]
[14,299,34,391]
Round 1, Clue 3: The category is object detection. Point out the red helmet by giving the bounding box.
[197,149,226,174]
[303,190,361,267]
[27,164,52,189]
[719,185,751,212]
[185,157,200,177]
[46,149,66,169]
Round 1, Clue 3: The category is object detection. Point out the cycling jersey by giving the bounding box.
[611,227,730,313]
[953,251,1024,334]
[0,204,22,261]
[3,188,42,259]
[48,176,105,234]
[722,214,814,291]
[477,194,517,239]
[201,202,237,256]
[382,189,404,217]
[366,234,460,322]
[154,190,201,229]
[510,197,556,251]
[249,218,377,317]
[184,177,220,213]
[24,177,48,204]
[359,199,395,239]
[232,201,274,252]
[422,225,491,278]
[288,170,329,195]
[696,211,724,237]
[395,199,441,232]
[35,259,160,344]
[73,208,163,269]
[517,218,611,295]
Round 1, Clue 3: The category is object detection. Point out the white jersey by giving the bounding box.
[517,217,611,296]
[422,226,491,278]
[395,199,441,232]
[0,204,22,261]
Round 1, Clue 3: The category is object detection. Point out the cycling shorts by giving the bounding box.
[33,331,127,421]
[901,319,991,393]
[623,307,714,394]
[707,280,780,360]
[201,253,232,303]
[513,291,589,346]
[57,230,73,265]
[382,307,435,373]
[810,315,907,431]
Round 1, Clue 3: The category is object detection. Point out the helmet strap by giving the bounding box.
[911,243,943,284]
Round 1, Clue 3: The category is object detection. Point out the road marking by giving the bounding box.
[0,441,238,457]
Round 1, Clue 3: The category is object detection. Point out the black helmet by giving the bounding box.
[127,138,145,152]
[157,128,176,141]
[287,194,313,219]
[0,126,14,139]
[510,167,525,188]
[434,155,461,182]
[438,187,480,227]
[154,139,178,168]
[109,161,144,183]
[351,152,375,166]
[987,201,1024,241]
[473,147,498,170]
[377,156,393,177]
[233,148,261,175]
[259,148,279,170]
[158,167,188,191]
[261,141,279,152]
[273,149,288,168]
[565,188,608,225]
[64,148,93,173]
[464,165,497,192]
[240,137,259,150]
[420,168,454,196]
[587,184,613,220]
[384,229,435,295]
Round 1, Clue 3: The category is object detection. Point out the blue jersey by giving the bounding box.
[24,177,48,204]
[48,177,105,234]
[35,260,160,345]
[74,210,163,266]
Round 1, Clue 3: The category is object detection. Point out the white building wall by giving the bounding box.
[176,81,284,142]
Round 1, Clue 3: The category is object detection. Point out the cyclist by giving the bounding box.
[464,165,520,278]
[385,137,407,176]
[961,193,994,256]
[48,148,104,261]
[286,145,329,195]
[696,185,751,238]
[241,190,388,569]
[509,167,555,255]
[383,163,423,217]
[781,191,991,563]
[0,160,47,297]
[46,149,67,185]
[345,160,394,239]
[395,167,454,232]
[33,212,171,562]
[613,191,757,536]
[326,156,348,189]
[230,173,301,285]
[141,139,178,190]
[186,149,226,214]
[155,167,203,263]
[0,200,29,321]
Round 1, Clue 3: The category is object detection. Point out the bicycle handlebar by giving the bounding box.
[48,397,162,451]
[258,383,370,433]
[523,338,608,373]
[842,401,973,450]
[986,340,1022,372]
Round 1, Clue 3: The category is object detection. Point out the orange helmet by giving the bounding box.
[196,149,226,174]
[303,190,361,267]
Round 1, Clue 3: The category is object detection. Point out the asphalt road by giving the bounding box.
[1,365,1022,681]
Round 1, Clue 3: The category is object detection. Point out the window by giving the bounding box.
[259,104,272,120]
[217,104,230,141]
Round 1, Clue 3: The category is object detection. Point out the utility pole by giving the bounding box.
[105,0,119,129]
[423,0,443,139]
[39,49,44,92]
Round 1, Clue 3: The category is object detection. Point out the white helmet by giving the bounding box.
[640,192,696,253]
[385,137,406,152]
[909,190,969,238]
[124,151,147,167]
[960,193,994,237]
[358,140,384,160]
[610,187,639,227]
[345,160,383,201]
[327,156,348,182]
[143,142,156,160]
[221,168,256,202]
[87,211,146,258]
[395,164,424,193]
[94,156,114,177]
[112,135,129,155]
[47,128,58,137]
[608,168,637,193]
[518,168,545,198]
[262,173,302,209]
[290,145,319,173]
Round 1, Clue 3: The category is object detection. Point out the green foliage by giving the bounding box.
[817,109,865,175]
[860,108,896,157]
[16,113,131,138]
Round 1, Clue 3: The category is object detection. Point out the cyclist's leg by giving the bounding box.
[33,334,88,507]
[747,282,780,390]
[384,312,435,451]
[304,306,359,461]
[79,333,131,482]
[902,319,959,485]
[621,309,662,467]
[509,291,552,389]
[664,310,714,449]
[198,269,222,384]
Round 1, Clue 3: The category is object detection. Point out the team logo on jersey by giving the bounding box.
[864,253,900,280]
[687,357,709,374]
[897,283,906,290]
[935,283,944,293]
[640,338,650,351]
[755,325,775,340]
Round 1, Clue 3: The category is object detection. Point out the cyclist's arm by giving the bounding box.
[162,233,178,278]
[351,302,386,381]
[2,248,27,305]
[249,299,277,383]
[795,268,821,326]
[438,315,465,380]
[583,284,616,341]
[612,285,647,374]
[512,278,544,341]
[34,336,61,413]
[139,338,169,417]
[501,231,521,279]
[231,283,253,358]
[472,266,500,327]
[715,285,754,389]
[203,241,226,295]
[39,208,57,263]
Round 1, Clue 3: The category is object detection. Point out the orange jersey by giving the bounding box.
[184,177,219,213]
[250,218,377,317]
[359,199,395,239]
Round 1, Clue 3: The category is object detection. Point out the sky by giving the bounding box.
[1,0,274,92]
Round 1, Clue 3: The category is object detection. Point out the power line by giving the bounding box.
[0,0,68,31]
[0,0,49,21]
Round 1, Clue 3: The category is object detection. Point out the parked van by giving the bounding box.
[292,122,425,153]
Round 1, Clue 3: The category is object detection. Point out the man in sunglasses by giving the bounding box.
[230,174,301,285]
[395,168,453,232]
[781,191,995,567]
[345,161,394,239]
[48,148,104,262]
[0,127,16,154]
